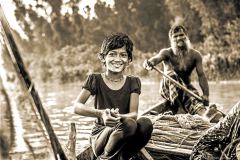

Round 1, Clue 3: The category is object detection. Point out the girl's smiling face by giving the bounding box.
[105,46,129,73]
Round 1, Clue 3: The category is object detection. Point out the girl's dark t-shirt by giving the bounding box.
[82,73,141,114]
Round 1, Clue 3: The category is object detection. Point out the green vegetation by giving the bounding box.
[24,44,240,83]
[12,0,240,83]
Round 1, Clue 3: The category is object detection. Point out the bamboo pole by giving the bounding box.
[148,140,193,150]
[0,14,54,160]
[0,75,12,159]
[0,5,67,160]
[140,100,169,116]
[146,143,192,156]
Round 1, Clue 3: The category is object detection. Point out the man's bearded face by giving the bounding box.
[170,29,190,53]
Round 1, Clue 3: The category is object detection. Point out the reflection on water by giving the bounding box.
[37,81,240,153]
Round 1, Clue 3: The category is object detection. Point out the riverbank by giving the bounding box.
[21,44,240,84]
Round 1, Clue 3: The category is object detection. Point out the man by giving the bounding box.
[190,101,240,160]
[143,25,209,115]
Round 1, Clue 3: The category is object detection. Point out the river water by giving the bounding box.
[35,80,240,154]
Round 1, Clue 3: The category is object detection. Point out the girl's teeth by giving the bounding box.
[114,64,121,67]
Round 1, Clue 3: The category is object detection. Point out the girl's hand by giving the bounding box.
[110,108,120,118]
[102,109,120,127]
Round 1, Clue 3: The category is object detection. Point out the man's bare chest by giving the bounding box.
[167,55,195,72]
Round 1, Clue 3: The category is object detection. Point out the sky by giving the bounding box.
[0,0,114,39]
[0,0,22,36]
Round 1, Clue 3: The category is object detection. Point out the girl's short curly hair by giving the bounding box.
[98,33,133,62]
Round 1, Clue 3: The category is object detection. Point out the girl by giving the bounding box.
[74,33,153,160]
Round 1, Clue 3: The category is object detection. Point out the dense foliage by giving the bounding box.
[12,0,240,83]
[24,44,240,83]
[24,44,157,83]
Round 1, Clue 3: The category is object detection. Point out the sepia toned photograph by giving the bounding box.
[0,0,239,159]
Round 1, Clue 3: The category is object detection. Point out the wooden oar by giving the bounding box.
[0,5,67,160]
[152,66,203,101]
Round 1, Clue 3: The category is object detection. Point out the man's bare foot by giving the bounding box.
[203,104,225,123]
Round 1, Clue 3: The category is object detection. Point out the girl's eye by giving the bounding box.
[121,53,128,57]
[108,52,116,56]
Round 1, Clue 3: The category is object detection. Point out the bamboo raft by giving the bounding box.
[144,114,213,160]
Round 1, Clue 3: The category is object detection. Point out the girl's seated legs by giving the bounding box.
[118,117,153,160]
[93,118,137,158]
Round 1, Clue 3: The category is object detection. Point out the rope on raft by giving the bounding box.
[220,137,240,160]
[147,113,213,151]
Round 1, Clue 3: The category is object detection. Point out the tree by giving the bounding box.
[132,0,172,51]
[12,0,85,52]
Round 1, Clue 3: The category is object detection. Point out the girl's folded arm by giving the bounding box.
[74,102,104,118]
[74,88,103,118]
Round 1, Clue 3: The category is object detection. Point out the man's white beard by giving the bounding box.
[171,38,192,55]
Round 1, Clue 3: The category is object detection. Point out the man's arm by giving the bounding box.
[143,48,169,70]
[195,51,209,99]
[148,48,169,66]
